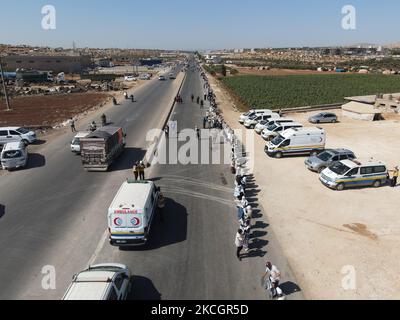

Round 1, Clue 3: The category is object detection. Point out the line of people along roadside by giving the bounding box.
[199,65,285,300]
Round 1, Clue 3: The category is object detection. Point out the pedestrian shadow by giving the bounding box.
[249,238,269,251]
[246,197,259,204]
[279,281,302,296]
[109,147,146,172]
[26,153,46,169]
[128,276,162,300]
[251,209,262,219]
[252,221,269,230]
[245,189,261,198]
[0,204,5,219]
[120,198,188,251]
[250,230,268,239]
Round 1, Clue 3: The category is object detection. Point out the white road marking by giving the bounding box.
[86,229,109,267]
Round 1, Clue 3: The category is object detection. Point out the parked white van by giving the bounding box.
[254,118,294,134]
[265,127,326,158]
[108,180,160,247]
[261,122,303,141]
[70,131,90,154]
[238,109,272,124]
[244,112,280,129]
[0,141,28,170]
[320,159,388,191]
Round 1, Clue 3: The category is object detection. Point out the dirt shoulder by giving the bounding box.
[208,74,400,300]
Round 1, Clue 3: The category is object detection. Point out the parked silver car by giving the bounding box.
[308,112,338,124]
[305,148,356,173]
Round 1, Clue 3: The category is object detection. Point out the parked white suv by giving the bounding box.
[0,127,37,146]
[62,263,131,300]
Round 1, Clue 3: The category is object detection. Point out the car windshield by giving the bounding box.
[2,150,22,159]
[16,128,30,134]
[267,123,278,131]
[72,138,80,145]
[259,120,267,125]
[248,114,257,120]
[329,162,351,175]
[317,151,333,161]
[271,135,285,146]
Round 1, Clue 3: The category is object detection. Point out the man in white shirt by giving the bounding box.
[262,261,283,298]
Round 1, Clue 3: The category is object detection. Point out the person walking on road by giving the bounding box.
[197,96,200,104]
[203,116,207,129]
[69,118,76,133]
[235,229,245,261]
[157,192,166,222]
[164,124,170,138]
[191,94,194,102]
[132,162,139,181]
[262,262,283,299]
[138,161,146,180]
[195,126,200,140]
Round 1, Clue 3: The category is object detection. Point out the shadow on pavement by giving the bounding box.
[128,276,162,300]
[280,281,302,296]
[252,221,269,230]
[110,147,146,172]
[250,230,268,239]
[0,204,5,219]
[26,153,46,169]
[121,198,188,251]
[31,139,46,145]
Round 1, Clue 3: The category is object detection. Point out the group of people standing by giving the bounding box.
[199,66,285,299]
[132,161,146,181]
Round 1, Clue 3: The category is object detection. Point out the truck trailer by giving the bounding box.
[80,127,126,171]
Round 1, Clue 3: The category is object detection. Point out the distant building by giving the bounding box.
[2,55,92,73]
[139,58,163,66]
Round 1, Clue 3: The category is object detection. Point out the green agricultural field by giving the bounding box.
[221,74,400,109]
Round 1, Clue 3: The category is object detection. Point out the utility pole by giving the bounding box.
[0,56,11,111]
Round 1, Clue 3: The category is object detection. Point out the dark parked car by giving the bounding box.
[305,148,356,173]
[309,112,338,124]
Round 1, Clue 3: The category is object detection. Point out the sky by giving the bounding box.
[0,0,399,50]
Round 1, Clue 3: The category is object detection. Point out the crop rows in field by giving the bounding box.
[221,74,400,109]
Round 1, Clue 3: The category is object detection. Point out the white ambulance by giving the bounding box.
[108,180,160,247]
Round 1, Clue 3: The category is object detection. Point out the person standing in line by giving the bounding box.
[132,162,139,181]
[235,229,245,261]
[69,118,76,133]
[138,161,146,180]
[240,218,251,252]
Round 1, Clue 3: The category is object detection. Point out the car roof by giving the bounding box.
[63,281,111,300]
[0,127,21,130]
[1,142,24,151]
[340,159,385,168]
[109,180,154,211]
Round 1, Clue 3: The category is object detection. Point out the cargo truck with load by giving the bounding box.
[80,127,126,171]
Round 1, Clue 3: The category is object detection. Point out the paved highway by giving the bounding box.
[0,58,303,300]
[0,66,183,299]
